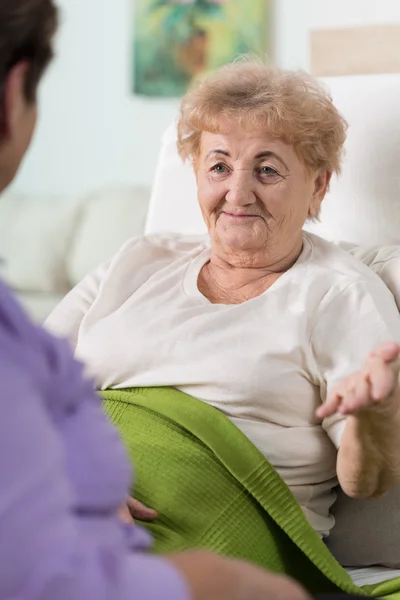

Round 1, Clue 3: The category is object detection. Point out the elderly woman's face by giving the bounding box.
[195,121,328,255]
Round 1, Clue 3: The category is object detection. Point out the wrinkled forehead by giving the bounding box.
[198,124,297,167]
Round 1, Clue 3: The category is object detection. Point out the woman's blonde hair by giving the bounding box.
[178,59,348,175]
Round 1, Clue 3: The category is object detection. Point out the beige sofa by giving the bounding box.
[0,186,150,322]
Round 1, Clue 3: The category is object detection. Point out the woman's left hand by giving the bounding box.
[118,497,158,525]
[317,342,400,419]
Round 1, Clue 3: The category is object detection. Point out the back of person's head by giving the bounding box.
[0,0,58,111]
[0,0,58,191]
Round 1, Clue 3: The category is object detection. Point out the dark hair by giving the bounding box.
[0,0,58,113]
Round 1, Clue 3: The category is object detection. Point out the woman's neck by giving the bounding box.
[199,236,304,304]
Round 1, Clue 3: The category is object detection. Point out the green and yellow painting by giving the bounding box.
[133,0,269,97]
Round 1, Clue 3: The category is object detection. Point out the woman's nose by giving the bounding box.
[224,171,256,207]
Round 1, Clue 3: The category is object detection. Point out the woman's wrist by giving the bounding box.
[338,402,400,498]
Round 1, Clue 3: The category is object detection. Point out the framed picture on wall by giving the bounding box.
[133,0,269,98]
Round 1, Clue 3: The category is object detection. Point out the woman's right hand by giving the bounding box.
[167,551,310,600]
[118,497,158,525]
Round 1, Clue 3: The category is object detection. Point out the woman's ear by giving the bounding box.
[309,171,332,218]
[1,62,30,138]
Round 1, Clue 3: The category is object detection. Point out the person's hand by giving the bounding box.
[167,550,310,600]
[117,497,158,525]
[317,342,400,419]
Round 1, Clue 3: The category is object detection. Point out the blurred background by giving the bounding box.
[12,0,400,197]
[1,0,399,322]
[12,0,305,197]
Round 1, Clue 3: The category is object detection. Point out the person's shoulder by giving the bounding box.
[0,278,86,404]
[0,278,38,347]
[304,233,400,331]
[304,232,385,289]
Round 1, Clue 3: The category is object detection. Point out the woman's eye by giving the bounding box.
[212,163,228,174]
[259,166,278,177]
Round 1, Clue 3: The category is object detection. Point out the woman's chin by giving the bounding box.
[215,229,266,253]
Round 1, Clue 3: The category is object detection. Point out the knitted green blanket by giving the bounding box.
[102,387,400,598]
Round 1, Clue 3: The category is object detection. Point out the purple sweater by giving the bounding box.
[0,279,189,600]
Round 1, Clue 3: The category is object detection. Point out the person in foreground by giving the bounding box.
[0,2,318,599]
[48,59,400,537]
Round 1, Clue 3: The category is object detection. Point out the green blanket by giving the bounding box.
[102,387,400,598]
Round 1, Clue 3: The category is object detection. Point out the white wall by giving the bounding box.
[271,0,310,71]
[13,0,180,197]
[13,0,400,198]
[12,0,310,198]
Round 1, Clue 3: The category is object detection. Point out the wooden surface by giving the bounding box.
[311,25,400,76]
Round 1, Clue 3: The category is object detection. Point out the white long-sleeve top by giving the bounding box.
[46,232,400,537]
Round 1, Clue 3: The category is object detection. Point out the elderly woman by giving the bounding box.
[47,61,400,540]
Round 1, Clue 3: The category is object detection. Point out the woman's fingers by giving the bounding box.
[337,386,360,415]
[369,341,400,364]
[365,356,397,401]
[118,503,135,524]
[126,497,158,521]
[316,391,342,419]
[317,344,400,420]
[352,375,370,409]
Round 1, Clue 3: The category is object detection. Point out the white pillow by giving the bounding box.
[307,74,400,246]
[0,192,82,293]
[146,122,202,236]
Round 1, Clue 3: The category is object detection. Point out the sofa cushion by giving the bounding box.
[16,291,65,324]
[327,486,400,568]
[68,186,150,286]
[0,192,82,293]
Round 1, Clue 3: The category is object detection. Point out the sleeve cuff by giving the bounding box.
[123,523,153,552]
[323,414,346,449]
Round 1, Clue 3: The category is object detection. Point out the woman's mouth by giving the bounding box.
[221,211,261,221]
